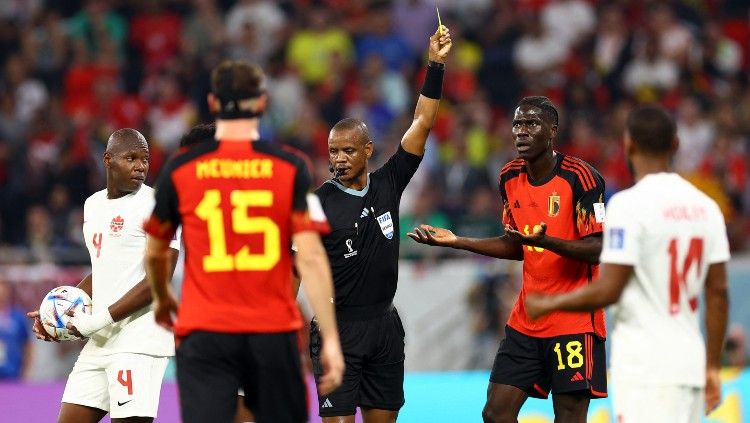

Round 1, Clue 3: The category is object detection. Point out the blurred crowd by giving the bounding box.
[2,0,750,381]
[0,0,749,264]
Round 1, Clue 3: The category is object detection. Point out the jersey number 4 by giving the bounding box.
[196,189,281,272]
[667,237,703,315]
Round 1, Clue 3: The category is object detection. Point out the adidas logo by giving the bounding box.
[570,372,584,382]
[322,398,333,408]
[360,208,370,218]
[513,200,521,209]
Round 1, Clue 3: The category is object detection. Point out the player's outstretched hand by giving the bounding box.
[504,222,547,247]
[26,310,58,342]
[152,290,179,331]
[524,293,553,320]
[429,26,452,63]
[407,224,456,247]
[705,367,722,414]
[318,338,345,396]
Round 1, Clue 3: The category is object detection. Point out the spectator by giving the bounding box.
[66,0,127,60]
[355,3,414,72]
[0,277,31,380]
[181,0,226,59]
[225,0,285,65]
[541,0,596,49]
[128,2,183,72]
[285,8,354,86]
[622,35,679,100]
[675,96,715,174]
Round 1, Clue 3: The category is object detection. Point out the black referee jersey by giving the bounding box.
[315,145,422,319]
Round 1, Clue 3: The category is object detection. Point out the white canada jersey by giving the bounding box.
[81,185,180,357]
[601,173,730,387]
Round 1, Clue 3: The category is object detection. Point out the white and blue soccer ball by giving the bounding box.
[38,286,92,341]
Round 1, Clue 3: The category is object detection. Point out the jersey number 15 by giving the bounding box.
[196,189,281,272]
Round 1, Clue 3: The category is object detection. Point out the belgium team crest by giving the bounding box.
[547,193,560,217]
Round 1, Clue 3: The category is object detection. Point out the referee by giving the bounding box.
[309,29,452,423]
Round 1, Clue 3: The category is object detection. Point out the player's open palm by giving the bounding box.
[429,27,452,63]
[505,222,547,247]
[318,339,345,396]
[408,224,456,246]
[153,290,179,331]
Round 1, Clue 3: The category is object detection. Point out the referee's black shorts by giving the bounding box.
[176,330,307,423]
[310,304,405,417]
[490,325,608,399]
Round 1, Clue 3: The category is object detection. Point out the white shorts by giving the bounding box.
[612,379,703,423]
[61,352,169,418]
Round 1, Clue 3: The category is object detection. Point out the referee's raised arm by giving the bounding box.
[400,28,452,157]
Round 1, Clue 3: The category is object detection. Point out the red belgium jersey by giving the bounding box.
[499,153,607,338]
[144,140,329,337]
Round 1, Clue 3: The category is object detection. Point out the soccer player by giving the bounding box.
[310,29,451,423]
[526,105,730,423]
[178,122,256,423]
[143,60,344,423]
[27,128,181,423]
[408,96,607,422]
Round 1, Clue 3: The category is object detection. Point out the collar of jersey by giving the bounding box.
[328,174,370,197]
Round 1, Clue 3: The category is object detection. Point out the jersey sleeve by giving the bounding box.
[376,145,422,196]
[707,202,730,264]
[599,193,640,265]
[290,156,330,234]
[499,180,517,230]
[572,163,606,238]
[143,160,181,241]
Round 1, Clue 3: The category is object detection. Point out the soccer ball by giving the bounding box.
[38,286,93,341]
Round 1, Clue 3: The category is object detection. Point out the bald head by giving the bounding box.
[330,118,371,145]
[106,128,149,154]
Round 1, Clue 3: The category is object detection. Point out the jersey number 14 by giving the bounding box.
[667,237,703,315]
[196,189,281,272]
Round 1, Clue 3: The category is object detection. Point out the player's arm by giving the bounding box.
[506,225,603,264]
[68,247,180,338]
[399,28,451,156]
[144,236,181,331]
[704,261,729,413]
[525,263,632,319]
[407,224,524,260]
[293,231,343,395]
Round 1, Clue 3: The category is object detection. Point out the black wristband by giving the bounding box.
[420,61,445,99]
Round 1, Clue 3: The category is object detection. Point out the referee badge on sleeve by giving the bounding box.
[376,211,394,239]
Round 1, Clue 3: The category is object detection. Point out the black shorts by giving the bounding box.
[490,325,607,399]
[176,331,307,423]
[310,307,405,417]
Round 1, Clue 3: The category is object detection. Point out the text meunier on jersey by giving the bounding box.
[196,158,273,180]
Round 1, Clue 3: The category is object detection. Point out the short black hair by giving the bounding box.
[180,123,216,148]
[331,118,371,144]
[517,96,559,126]
[626,105,676,154]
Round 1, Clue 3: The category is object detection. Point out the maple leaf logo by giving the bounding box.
[110,215,125,233]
